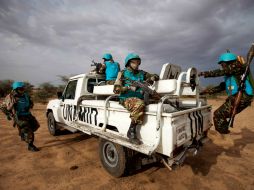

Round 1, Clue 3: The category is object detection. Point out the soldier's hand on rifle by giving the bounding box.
[98,63,105,74]
[113,85,128,94]
[146,75,159,84]
[146,77,156,85]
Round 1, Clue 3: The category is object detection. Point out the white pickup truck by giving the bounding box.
[46,63,212,177]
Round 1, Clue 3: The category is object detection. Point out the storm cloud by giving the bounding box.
[0,0,254,85]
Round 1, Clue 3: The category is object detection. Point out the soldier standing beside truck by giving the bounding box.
[114,53,159,144]
[0,82,40,151]
[199,51,254,134]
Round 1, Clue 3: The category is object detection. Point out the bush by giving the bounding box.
[33,83,58,104]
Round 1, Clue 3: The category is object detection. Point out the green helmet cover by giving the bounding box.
[218,52,237,64]
[124,53,140,67]
[102,53,113,60]
[12,81,25,90]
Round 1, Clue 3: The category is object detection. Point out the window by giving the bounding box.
[87,78,105,93]
[63,80,78,99]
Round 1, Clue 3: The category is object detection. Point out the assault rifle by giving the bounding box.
[131,80,160,104]
[228,43,254,128]
[91,60,102,73]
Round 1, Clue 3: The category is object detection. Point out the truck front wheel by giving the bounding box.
[47,112,58,136]
[99,138,127,177]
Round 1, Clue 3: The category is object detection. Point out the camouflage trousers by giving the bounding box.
[122,97,145,125]
[16,114,40,144]
[213,94,253,134]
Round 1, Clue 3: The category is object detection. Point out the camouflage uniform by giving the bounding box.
[0,91,40,146]
[200,60,253,133]
[113,53,159,144]
[114,69,159,125]
[123,97,145,125]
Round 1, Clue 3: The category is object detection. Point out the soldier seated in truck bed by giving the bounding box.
[114,53,159,145]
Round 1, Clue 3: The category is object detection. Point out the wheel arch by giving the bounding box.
[46,109,53,117]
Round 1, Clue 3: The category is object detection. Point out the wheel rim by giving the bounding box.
[102,141,118,168]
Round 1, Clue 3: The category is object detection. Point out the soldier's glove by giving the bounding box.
[98,68,105,74]
[146,78,153,85]
[113,86,121,94]
[146,75,159,85]
[113,85,128,94]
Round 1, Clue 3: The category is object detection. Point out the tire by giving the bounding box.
[47,112,58,136]
[99,138,127,177]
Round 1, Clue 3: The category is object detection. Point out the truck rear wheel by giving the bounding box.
[47,112,58,136]
[99,138,127,177]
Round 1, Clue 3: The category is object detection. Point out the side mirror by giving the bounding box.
[57,92,63,99]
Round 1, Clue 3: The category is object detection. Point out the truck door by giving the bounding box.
[60,79,78,125]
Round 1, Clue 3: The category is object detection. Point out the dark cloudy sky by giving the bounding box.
[0,0,254,86]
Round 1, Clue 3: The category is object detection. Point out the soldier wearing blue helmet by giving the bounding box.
[114,53,159,144]
[0,81,40,151]
[98,53,120,85]
[199,51,254,134]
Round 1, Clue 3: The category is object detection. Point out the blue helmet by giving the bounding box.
[12,81,25,90]
[124,53,141,67]
[218,52,237,64]
[102,53,113,60]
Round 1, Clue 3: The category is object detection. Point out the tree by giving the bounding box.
[57,75,69,92]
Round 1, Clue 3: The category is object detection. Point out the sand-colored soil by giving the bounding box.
[0,97,254,190]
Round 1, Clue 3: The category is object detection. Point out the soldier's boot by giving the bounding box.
[28,143,39,152]
[127,123,141,145]
[216,128,230,134]
[215,123,230,134]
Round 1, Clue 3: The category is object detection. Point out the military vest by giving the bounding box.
[224,75,254,96]
[105,61,119,81]
[119,69,145,101]
[15,93,31,116]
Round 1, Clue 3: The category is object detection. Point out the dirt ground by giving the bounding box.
[1,97,254,190]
